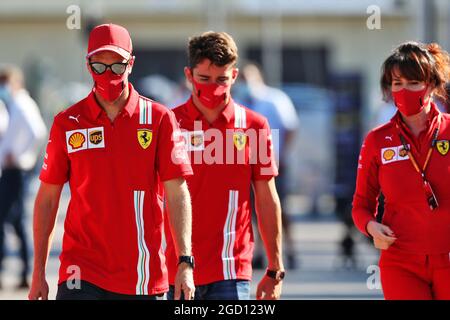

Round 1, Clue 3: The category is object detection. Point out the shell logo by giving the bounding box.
[383,149,395,161]
[69,132,86,149]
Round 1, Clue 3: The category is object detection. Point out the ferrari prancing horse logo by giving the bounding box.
[137,129,152,149]
[436,140,449,156]
[233,132,247,151]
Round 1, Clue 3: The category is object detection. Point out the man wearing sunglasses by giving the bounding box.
[28,24,195,300]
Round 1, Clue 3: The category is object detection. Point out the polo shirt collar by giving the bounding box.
[186,95,236,123]
[87,83,139,120]
[393,102,441,139]
[394,102,439,125]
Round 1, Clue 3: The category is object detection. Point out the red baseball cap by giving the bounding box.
[86,23,133,60]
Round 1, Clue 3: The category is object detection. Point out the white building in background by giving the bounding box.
[0,0,448,213]
[0,0,447,120]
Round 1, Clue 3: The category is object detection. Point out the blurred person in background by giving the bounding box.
[0,97,8,284]
[137,74,177,106]
[167,78,192,109]
[234,63,299,270]
[0,65,47,290]
[0,100,7,139]
[352,41,450,300]
[164,31,284,300]
[28,23,195,300]
[372,102,397,128]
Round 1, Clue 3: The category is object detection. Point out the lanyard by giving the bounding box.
[396,113,441,211]
[398,128,438,175]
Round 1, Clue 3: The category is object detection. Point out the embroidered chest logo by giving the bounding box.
[137,129,152,149]
[381,145,410,165]
[89,130,103,145]
[191,133,204,148]
[66,127,105,153]
[436,140,449,156]
[68,132,85,150]
[68,114,81,123]
[233,131,247,151]
[383,148,395,161]
[181,131,204,151]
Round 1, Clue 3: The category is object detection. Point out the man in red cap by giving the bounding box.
[28,23,195,300]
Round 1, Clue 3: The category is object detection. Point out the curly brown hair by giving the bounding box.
[188,31,238,69]
[381,41,450,102]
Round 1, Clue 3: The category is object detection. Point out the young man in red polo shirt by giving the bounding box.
[165,31,285,300]
[28,24,195,300]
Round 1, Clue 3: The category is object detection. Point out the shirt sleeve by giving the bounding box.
[352,131,380,237]
[16,95,48,153]
[39,117,70,185]
[156,110,193,182]
[251,118,279,181]
[0,100,8,138]
[10,96,48,170]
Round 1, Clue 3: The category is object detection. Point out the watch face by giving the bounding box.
[267,269,285,281]
[179,256,195,268]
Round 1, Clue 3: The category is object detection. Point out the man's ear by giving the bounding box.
[86,60,93,76]
[184,66,193,83]
[231,67,239,85]
[128,56,135,74]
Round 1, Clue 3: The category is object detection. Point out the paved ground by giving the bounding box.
[0,176,384,300]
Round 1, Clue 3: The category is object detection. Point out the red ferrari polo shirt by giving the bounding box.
[164,97,278,286]
[353,103,450,254]
[40,83,192,295]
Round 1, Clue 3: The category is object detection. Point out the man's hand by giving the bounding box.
[367,220,397,250]
[28,273,49,300]
[174,263,195,300]
[256,275,283,300]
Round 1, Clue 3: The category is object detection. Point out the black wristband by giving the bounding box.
[266,269,285,281]
[178,256,195,269]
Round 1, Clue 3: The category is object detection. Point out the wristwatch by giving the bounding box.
[266,269,285,281]
[178,256,195,269]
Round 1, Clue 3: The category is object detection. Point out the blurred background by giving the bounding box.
[0,0,449,299]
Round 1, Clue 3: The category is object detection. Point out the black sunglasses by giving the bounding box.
[89,61,129,75]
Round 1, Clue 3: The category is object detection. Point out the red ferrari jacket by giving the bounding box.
[352,103,450,254]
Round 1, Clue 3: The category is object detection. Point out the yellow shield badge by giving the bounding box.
[137,129,152,149]
[436,140,449,156]
[233,132,247,151]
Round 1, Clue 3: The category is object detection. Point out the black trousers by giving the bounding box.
[56,280,159,300]
[0,168,29,277]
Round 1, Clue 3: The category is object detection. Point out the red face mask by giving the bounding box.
[90,69,128,102]
[392,87,429,116]
[192,79,229,109]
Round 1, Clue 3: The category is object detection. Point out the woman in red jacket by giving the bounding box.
[352,41,450,300]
